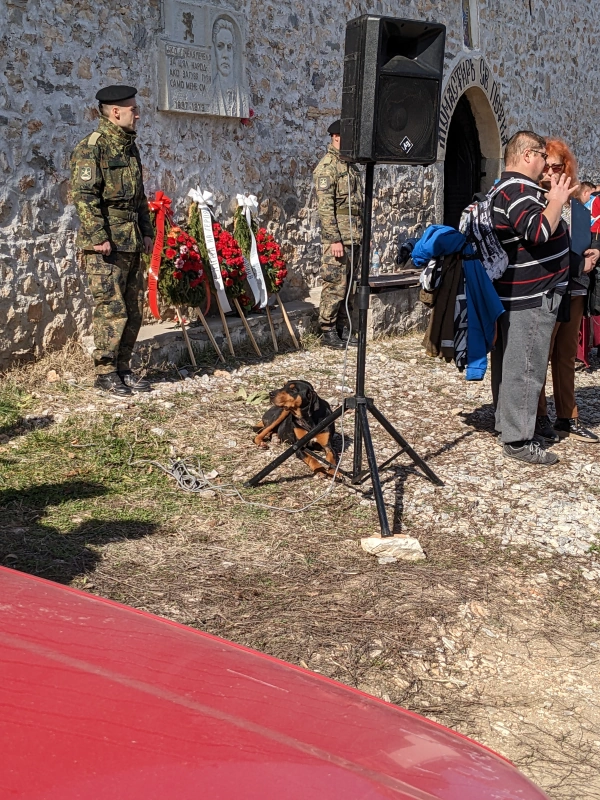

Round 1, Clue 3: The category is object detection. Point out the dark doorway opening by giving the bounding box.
[443,93,482,228]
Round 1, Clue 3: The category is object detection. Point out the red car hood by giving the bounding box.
[0,567,547,799]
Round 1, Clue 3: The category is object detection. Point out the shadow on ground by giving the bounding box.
[0,414,54,443]
[0,480,158,584]
[462,383,600,436]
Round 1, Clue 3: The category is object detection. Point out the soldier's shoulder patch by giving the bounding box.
[76,160,95,184]
[317,175,331,191]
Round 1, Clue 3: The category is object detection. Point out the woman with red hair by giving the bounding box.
[536,138,600,443]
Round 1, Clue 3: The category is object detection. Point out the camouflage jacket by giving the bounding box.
[70,117,153,252]
[313,145,363,246]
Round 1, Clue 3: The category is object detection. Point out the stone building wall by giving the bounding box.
[1,0,599,366]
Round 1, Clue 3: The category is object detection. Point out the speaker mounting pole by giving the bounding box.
[349,160,443,536]
[351,160,375,479]
[245,158,443,537]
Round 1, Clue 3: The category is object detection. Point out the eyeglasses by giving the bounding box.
[544,162,565,174]
[529,149,548,162]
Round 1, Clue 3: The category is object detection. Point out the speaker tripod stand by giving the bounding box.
[245,163,443,536]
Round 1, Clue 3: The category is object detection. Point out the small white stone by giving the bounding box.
[361,534,426,562]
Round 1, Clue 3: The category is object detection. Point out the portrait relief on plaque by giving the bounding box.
[158,1,250,118]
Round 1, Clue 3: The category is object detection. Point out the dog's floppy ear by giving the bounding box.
[307,386,320,414]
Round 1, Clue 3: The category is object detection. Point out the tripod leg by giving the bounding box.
[245,405,344,487]
[357,403,391,537]
[352,410,363,481]
[369,403,444,486]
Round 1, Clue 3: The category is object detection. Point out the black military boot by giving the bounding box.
[338,327,358,347]
[321,329,345,349]
[95,372,132,396]
[119,371,152,393]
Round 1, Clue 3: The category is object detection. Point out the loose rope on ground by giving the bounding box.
[128,453,354,515]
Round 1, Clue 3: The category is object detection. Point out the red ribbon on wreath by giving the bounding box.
[147,191,173,319]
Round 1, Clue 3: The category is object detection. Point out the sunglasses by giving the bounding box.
[544,162,565,174]
[529,149,548,161]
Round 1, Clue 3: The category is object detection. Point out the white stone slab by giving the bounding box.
[361,535,426,563]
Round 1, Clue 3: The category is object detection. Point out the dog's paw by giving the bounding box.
[314,468,339,480]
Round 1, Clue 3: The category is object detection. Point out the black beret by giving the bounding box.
[327,119,341,136]
[95,85,137,104]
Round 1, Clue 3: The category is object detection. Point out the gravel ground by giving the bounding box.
[2,331,600,799]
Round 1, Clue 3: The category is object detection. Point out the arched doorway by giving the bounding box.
[443,93,482,228]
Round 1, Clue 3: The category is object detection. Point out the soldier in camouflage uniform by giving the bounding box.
[314,119,363,349]
[70,85,154,394]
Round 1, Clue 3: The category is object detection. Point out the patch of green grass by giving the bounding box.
[1,413,169,500]
[52,380,83,397]
[0,381,34,432]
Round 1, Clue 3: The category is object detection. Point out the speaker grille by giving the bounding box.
[374,76,440,163]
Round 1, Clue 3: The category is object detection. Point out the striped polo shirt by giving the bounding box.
[491,171,569,309]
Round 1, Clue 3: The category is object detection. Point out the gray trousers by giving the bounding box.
[491,292,562,444]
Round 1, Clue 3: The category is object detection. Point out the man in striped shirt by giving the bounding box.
[491,130,577,465]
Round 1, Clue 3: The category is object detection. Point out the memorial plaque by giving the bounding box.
[158,1,250,118]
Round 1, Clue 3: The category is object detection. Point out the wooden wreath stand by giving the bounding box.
[176,307,225,365]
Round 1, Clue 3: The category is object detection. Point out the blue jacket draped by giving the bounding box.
[413,226,504,380]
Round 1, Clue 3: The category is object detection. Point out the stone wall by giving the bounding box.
[1,0,600,366]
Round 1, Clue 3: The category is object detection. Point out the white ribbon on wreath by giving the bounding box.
[188,187,231,313]
[236,193,268,309]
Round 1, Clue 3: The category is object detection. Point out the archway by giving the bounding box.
[443,93,481,228]
[437,54,506,227]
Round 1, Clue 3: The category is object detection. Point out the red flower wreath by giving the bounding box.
[158,225,210,311]
[255,227,288,294]
[212,221,253,312]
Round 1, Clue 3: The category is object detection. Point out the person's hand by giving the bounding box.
[330,242,344,258]
[583,248,599,273]
[546,173,579,206]
[143,236,154,255]
[93,241,112,256]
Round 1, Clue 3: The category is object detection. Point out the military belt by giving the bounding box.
[104,208,137,222]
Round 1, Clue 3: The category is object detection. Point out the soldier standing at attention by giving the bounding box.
[70,85,154,395]
[313,119,363,349]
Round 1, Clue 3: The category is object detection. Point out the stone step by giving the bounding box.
[133,290,320,367]
[131,283,428,367]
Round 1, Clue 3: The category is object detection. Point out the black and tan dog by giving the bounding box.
[254,380,337,477]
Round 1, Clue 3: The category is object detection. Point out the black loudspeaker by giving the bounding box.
[340,16,446,165]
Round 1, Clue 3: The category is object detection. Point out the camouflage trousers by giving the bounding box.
[318,243,361,331]
[83,251,144,375]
